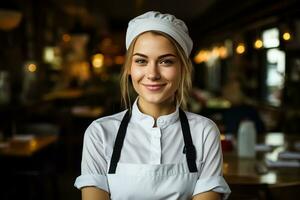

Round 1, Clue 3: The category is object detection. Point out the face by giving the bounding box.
[129,32,182,108]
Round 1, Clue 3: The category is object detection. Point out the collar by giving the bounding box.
[131,98,180,129]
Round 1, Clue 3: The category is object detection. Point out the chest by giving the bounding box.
[103,124,204,165]
[103,110,204,199]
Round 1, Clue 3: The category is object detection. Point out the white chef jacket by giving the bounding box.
[75,99,231,199]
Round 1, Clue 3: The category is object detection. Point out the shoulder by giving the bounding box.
[184,111,218,129]
[93,110,128,127]
[84,110,128,141]
[184,111,220,140]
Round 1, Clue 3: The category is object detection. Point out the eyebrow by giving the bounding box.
[132,53,177,59]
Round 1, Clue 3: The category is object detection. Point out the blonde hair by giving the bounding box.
[120,31,193,109]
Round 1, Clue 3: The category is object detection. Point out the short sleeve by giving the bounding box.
[74,121,109,192]
[193,122,231,199]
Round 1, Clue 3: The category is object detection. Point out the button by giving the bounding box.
[158,118,164,124]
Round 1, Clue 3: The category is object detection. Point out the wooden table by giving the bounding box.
[71,106,105,118]
[0,134,60,199]
[223,133,300,199]
[224,152,300,187]
[42,89,83,101]
[0,135,58,157]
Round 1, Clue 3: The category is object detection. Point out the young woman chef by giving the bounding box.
[75,11,231,200]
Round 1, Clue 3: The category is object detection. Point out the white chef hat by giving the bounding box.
[126,11,193,57]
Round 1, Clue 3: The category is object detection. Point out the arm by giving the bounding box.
[192,121,230,199]
[75,122,111,197]
[82,186,110,200]
[192,191,221,200]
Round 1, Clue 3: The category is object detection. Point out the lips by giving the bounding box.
[142,83,166,91]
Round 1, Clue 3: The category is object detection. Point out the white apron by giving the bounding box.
[107,109,199,200]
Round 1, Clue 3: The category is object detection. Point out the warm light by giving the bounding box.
[282,32,291,41]
[62,34,71,42]
[211,47,218,56]
[27,63,37,72]
[254,39,263,49]
[114,55,125,65]
[194,46,228,64]
[220,134,226,141]
[30,139,37,149]
[194,50,209,63]
[44,47,55,62]
[194,45,229,64]
[0,9,23,31]
[223,162,229,174]
[92,53,104,68]
[218,46,228,59]
[236,43,245,54]
[71,62,90,81]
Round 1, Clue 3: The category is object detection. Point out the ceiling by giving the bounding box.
[54,0,217,21]
[1,0,299,47]
[52,0,299,33]
[2,0,298,32]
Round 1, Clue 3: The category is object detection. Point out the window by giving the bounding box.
[262,28,285,106]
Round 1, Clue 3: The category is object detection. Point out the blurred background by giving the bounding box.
[0,0,299,199]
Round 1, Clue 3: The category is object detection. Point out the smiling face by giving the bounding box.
[129,32,182,109]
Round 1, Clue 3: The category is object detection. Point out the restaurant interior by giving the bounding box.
[0,0,300,199]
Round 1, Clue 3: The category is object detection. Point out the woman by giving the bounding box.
[75,11,231,200]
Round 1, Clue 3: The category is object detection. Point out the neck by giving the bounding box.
[137,98,176,120]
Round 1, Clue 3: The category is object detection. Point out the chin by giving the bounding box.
[139,94,174,105]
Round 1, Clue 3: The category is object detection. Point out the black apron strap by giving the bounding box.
[108,110,131,174]
[108,108,197,174]
[179,108,198,173]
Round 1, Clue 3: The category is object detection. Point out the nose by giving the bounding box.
[147,62,161,81]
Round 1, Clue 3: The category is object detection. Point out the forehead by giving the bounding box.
[132,32,178,56]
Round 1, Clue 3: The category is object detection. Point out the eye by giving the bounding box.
[160,59,174,66]
[134,58,147,65]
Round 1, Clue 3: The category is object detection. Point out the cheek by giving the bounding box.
[130,66,144,78]
[130,66,144,82]
[165,68,181,85]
